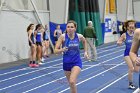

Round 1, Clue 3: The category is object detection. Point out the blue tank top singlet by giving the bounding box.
[43,31,49,40]
[124,32,133,56]
[36,31,42,42]
[63,33,82,63]
[30,33,35,43]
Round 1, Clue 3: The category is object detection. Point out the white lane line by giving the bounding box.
[97,45,124,54]
[0,62,63,83]
[57,62,125,93]
[98,63,126,66]
[98,49,124,59]
[133,88,140,93]
[0,46,124,82]
[22,55,123,93]
[20,63,126,69]
[44,47,124,69]
[97,44,118,50]
[0,54,123,91]
[0,44,122,76]
[0,58,62,76]
[96,73,128,93]
[0,69,62,91]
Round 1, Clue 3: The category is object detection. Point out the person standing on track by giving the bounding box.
[34,24,44,65]
[130,28,140,92]
[27,24,38,67]
[117,20,139,89]
[42,24,50,60]
[54,20,89,93]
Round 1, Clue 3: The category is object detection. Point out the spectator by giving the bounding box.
[54,24,62,45]
[83,21,97,61]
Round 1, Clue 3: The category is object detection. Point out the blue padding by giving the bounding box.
[136,22,140,28]
[117,21,122,33]
[49,22,66,45]
[101,23,105,42]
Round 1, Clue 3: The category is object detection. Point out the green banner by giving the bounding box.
[69,0,103,47]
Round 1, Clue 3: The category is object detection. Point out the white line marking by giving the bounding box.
[0,69,62,91]
[133,88,140,93]
[96,73,128,93]
[97,45,124,54]
[22,55,123,93]
[0,46,124,83]
[58,62,125,93]
[0,63,63,83]
[0,44,124,92]
[0,58,62,76]
[82,64,125,67]
[0,44,122,76]
[0,54,123,91]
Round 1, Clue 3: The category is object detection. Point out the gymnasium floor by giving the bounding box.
[0,42,139,93]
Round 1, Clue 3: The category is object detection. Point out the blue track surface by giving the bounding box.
[0,42,139,93]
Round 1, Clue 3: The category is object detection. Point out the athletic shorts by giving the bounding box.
[29,41,35,46]
[36,42,42,46]
[124,49,130,56]
[54,37,58,41]
[63,62,82,71]
[44,39,49,41]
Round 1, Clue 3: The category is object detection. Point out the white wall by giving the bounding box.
[0,10,50,64]
[49,0,68,24]
[4,0,48,10]
[116,0,128,21]
[133,1,140,21]
[117,0,134,21]
[98,0,105,22]
[0,0,68,64]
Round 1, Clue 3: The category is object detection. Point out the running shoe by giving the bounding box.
[41,57,45,62]
[29,63,33,67]
[38,62,44,65]
[129,83,135,89]
[32,63,39,67]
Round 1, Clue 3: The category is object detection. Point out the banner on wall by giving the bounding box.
[105,0,109,15]
[105,18,112,32]
[109,0,116,13]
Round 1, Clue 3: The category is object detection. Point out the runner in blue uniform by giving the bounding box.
[117,20,139,89]
[130,28,140,92]
[55,20,88,93]
[34,24,44,65]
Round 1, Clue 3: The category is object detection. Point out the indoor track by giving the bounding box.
[0,42,139,93]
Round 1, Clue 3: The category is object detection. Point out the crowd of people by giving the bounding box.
[26,20,97,93]
[27,24,50,67]
[26,19,140,93]
[27,21,97,67]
